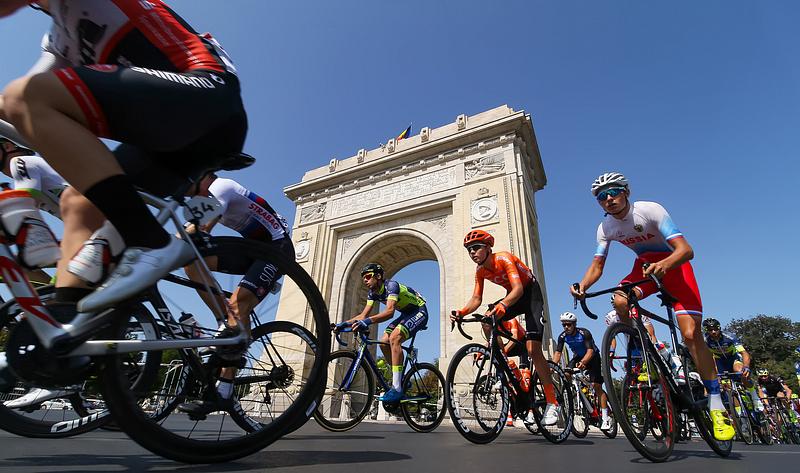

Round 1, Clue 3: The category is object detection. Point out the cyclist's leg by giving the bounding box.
[54,187,105,295]
[388,307,428,391]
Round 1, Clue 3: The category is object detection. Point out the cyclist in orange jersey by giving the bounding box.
[451,230,558,425]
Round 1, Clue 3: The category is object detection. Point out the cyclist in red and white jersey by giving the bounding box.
[570,172,734,441]
[0,1,247,314]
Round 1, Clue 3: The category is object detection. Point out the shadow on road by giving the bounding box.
[3,450,411,472]
[629,449,743,463]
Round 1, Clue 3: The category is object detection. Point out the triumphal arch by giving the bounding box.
[279,105,552,365]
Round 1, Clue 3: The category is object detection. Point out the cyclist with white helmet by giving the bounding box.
[570,172,734,441]
[553,311,611,429]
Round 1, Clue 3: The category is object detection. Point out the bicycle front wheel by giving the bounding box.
[602,322,676,462]
[730,391,754,445]
[313,350,375,432]
[570,384,589,438]
[445,343,507,444]
[530,361,573,444]
[400,362,445,432]
[100,237,330,463]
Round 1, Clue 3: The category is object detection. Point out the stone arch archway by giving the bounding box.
[278,105,553,366]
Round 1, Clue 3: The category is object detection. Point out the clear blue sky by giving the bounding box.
[1,1,798,361]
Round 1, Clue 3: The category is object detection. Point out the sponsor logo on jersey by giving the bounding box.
[130,67,216,89]
[248,202,283,231]
[14,159,30,180]
[634,223,644,232]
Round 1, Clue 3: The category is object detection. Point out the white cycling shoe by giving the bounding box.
[4,387,75,408]
[525,411,536,424]
[600,417,612,430]
[542,404,559,425]
[78,236,194,312]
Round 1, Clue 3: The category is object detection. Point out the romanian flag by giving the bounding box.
[396,124,412,141]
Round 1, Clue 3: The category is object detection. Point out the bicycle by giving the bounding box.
[0,154,331,462]
[574,271,733,462]
[717,371,757,445]
[763,396,800,444]
[446,311,573,444]
[565,367,617,439]
[314,323,445,433]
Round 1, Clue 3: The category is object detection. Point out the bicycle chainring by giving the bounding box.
[5,320,92,387]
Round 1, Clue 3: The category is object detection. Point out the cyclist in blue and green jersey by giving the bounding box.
[345,263,428,403]
[702,318,762,412]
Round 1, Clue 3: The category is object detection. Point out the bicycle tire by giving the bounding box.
[530,361,573,444]
[570,384,589,438]
[730,391,754,445]
[602,322,676,462]
[400,361,445,433]
[445,343,507,444]
[0,289,159,438]
[313,350,375,432]
[100,237,330,463]
[692,407,732,457]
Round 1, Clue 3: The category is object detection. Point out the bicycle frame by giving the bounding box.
[334,327,418,394]
[0,190,248,357]
[569,369,600,417]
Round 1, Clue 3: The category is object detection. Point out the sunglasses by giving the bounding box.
[466,244,486,253]
[596,187,626,202]
[561,322,574,327]
[362,273,375,280]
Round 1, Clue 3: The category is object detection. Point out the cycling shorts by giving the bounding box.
[496,280,545,342]
[569,354,604,384]
[621,257,702,317]
[385,306,429,339]
[715,357,743,378]
[210,237,294,301]
[54,66,247,195]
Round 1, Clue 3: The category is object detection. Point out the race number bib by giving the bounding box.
[182,196,223,226]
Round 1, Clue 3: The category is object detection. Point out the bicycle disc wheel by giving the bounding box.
[400,362,445,432]
[602,322,676,462]
[445,343,507,444]
[530,361,573,444]
[100,237,330,463]
[313,350,374,432]
[570,385,589,438]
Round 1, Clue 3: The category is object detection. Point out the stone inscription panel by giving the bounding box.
[330,167,457,218]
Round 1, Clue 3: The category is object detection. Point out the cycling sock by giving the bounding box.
[601,408,609,421]
[216,378,234,399]
[83,175,170,249]
[702,379,725,410]
[543,383,558,405]
[392,365,402,391]
[54,287,92,304]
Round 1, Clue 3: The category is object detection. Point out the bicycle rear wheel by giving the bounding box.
[530,361,573,444]
[693,407,732,457]
[400,362,445,432]
[313,350,375,432]
[602,322,676,462]
[100,237,330,463]
[570,384,589,438]
[445,343,507,444]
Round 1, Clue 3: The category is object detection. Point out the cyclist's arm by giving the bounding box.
[739,349,751,369]
[552,350,562,364]
[580,330,596,365]
[370,298,398,325]
[646,236,693,277]
[347,302,374,324]
[497,257,524,307]
[575,257,605,296]
[579,348,594,368]
[502,324,521,353]
[552,334,565,364]
[456,276,484,316]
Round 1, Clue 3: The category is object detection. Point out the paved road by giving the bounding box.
[1,420,798,472]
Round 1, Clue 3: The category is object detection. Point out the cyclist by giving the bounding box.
[795,346,800,388]
[450,230,559,425]
[176,173,293,416]
[0,0,247,314]
[343,263,428,404]
[702,318,762,412]
[553,311,611,430]
[757,368,793,434]
[570,172,734,440]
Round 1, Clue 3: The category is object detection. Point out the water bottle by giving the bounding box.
[508,359,525,389]
[0,189,60,268]
[520,367,531,393]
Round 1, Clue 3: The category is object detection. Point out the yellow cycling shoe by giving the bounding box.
[709,409,735,441]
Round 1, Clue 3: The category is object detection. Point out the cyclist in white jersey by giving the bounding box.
[179,173,293,417]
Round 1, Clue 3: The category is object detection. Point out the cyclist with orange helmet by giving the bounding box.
[450,229,558,425]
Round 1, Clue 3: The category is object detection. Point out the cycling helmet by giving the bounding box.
[463,229,494,248]
[360,263,384,276]
[591,172,629,196]
[701,318,721,332]
[757,368,769,377]
[792,393,798,400]
[559,312,577,323]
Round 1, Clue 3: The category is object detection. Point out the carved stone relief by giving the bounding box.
[465,152,505,181]
[295,240,310,261]
[299,202,326,224]
[471,195,499,225]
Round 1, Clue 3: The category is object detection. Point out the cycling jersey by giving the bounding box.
[594,201,702,317]
[605,310,651,327]
[42,0,231,74]
[555,328,598,359]
[472,252,534,294]
[595,201,682,262]
[704,332,745,362]
[9,155,67,217]
[208,178,288,242]
[366,280,426,313]
[759,375,787,397]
